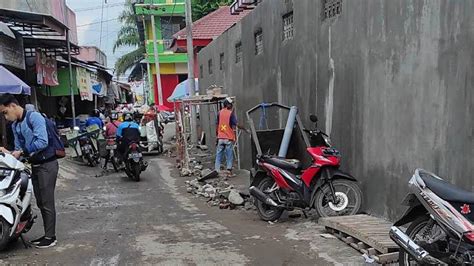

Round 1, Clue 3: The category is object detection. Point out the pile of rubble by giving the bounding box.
[180,145,255,210]
[185,169,254,210]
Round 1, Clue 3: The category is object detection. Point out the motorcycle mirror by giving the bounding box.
[310,114,318,123]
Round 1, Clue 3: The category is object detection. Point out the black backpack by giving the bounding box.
[23,111,65,162]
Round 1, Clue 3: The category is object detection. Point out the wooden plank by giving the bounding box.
[361,248,377,256]
[349,242,360,250]
[344,236,356,244]
[357,242,369,250]
[373,252,399,263]
[319,215,397,253]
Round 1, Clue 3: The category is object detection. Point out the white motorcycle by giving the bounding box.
[0,152,35,250]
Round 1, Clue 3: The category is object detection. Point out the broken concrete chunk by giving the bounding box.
[228,189,244,205]
[180,168,192,176]
[198,169,218,182]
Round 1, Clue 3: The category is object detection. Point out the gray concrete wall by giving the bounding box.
[198,0,474,220]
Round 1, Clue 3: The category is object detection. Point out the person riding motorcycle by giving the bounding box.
[85,109,104,129]
[116,113,140,160]
[104,112,121,139]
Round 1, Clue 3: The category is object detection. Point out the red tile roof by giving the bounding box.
[173,6,251,40]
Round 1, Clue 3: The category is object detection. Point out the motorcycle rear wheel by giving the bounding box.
[255,177,283,221]
[399,216,450,265]
[0,218,11,251]
[314,179,362,217]
[132,162,141,182]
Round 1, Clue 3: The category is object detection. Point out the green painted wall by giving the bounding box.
[40,68,79,97]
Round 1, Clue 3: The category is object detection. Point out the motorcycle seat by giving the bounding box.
[265,156,302,171]
[420,172,474,204]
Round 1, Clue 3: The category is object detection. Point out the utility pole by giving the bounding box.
[185,0,198,144]
[66,29,76,128]
[150,14,164,106]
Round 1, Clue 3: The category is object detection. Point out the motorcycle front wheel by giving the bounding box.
[85,154,97,167]
[314,179,362,217]
[0,218,11,251]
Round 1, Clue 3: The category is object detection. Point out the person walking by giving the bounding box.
[0,94,58,248]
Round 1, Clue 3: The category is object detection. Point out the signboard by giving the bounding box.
[0,34,25,70]
[36,49,59,86]
[76,67,93,101]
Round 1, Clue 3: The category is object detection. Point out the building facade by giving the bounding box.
[134,0,188,109]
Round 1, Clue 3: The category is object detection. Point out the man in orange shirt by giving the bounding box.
[215,97,241,176]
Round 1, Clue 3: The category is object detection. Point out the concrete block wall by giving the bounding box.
[197,0,474,220]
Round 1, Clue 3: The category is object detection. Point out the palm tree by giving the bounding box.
[113,0,144,77]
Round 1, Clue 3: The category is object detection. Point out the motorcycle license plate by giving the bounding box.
[129,152,142,159]
[106,145,117,150]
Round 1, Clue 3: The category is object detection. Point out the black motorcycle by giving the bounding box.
[119,127,147,181]
[123,141,147,182]
[78,134,100,167]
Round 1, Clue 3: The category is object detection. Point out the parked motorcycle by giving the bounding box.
[78,134,100,167]
[0,152,35,250]
[249,111,362,221]
[390,169,474,265]
[123,141,147,182]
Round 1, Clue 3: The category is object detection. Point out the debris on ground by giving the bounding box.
[197,169,218,182]
[197,145,209,151]
[228,189,244,205]
[181,146,255,211]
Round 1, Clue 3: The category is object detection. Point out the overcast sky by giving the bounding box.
[66,0,131,77]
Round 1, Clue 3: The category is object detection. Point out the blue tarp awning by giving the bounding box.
[0,65,31,95]
[167,78,199,102]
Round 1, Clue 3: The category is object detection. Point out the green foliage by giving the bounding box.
[114,47,146,77]
[192,0,234,21]
[113,0,144,76]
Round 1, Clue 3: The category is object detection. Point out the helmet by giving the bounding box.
[110,112,118,121]
[124,113,133,121]
[224,97,233,107]
[91,109,100,117]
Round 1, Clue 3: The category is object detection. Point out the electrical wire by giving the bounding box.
[77,18,119,28]
[73,2,125,12]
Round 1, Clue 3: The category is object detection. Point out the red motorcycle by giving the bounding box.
[248,104,362,221]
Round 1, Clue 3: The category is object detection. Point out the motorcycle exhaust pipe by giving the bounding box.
[389,226,446,265]
[249,186,280,207]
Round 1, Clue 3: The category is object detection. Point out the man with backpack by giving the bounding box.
[0,94,63,248]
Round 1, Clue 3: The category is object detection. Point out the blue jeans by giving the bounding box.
[215,139,234,171]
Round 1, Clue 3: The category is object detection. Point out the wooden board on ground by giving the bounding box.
[320,214,399,264]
